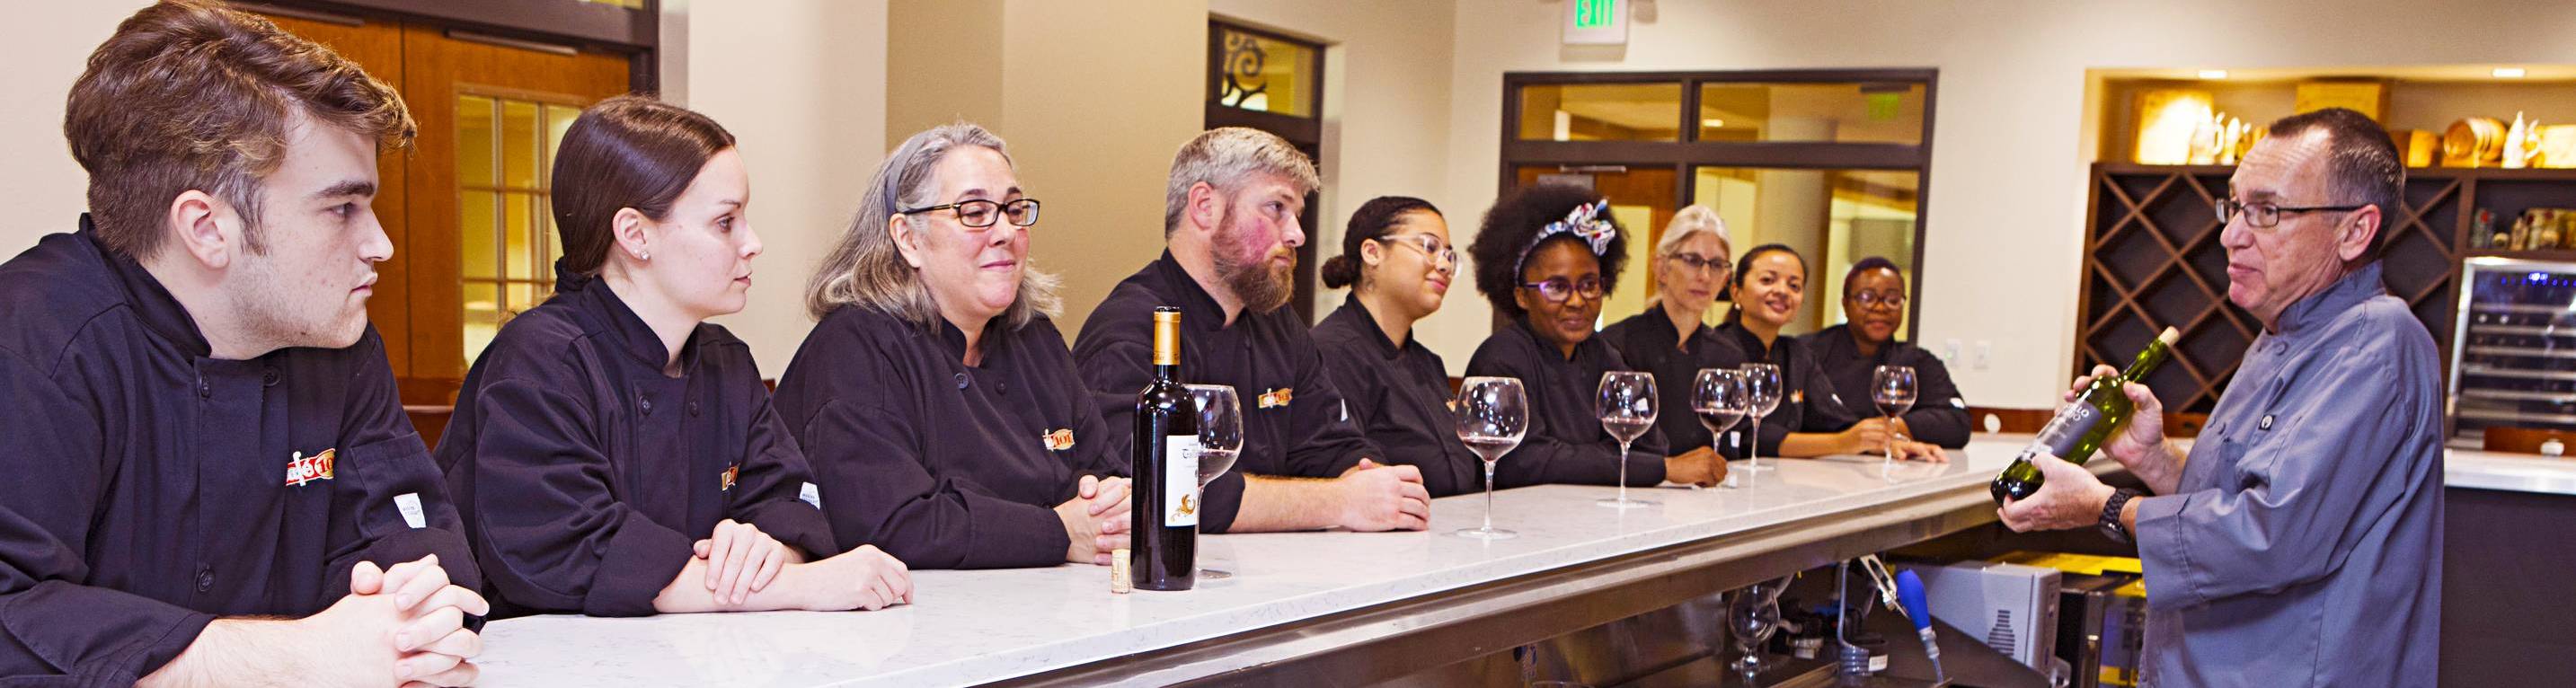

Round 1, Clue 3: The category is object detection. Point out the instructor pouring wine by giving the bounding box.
[1997,108,2442,687]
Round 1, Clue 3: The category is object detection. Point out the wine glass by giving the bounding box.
[1453,376,1528,540]
[1871,365,1918,465]
[1596,371,1658,509]
[1692,368,1748,488]
[1185,384,1243,578]
[1728,576,1793,680]
[1739,363,1783,472]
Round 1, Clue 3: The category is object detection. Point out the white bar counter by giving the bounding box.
[467,435,2576,686]
[474,437,2066,687]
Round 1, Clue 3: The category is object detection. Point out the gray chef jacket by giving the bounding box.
[2132,261,2442,687]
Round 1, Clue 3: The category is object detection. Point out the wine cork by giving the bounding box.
[1111,548,1132,594]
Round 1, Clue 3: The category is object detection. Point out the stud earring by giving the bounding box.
[638,251,651,260]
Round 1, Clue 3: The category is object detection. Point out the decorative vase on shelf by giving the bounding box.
[2505,112,2532,170]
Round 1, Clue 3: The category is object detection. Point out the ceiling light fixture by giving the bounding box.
[2198,70,2228,80]
[2495,67,2527,78]
[1702,118,1725,128]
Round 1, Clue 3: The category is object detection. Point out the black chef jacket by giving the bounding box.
[1802,323,1970,448]
[1070,252,1377,534]
[1599,309,1748,456]
[437,262,835,618]
[1311,297,1481,498]
[774,305,1127,569]
[1715,322,1860,457]
[0,220,477,683]
[1462,321,1669,487]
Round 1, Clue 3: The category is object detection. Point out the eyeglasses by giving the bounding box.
[1664,251,1730,277]
[1520,276,1604,304]
[899,198,1041,228]
[1851,290,1907,310]
[2215,198,2364,229]
[1375,233,1458,271]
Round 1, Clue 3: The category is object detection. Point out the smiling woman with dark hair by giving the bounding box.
[1714,244,1944,462]
[1461,184,1726,489]
[1800,258,1970,448]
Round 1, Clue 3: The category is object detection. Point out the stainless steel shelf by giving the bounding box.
[2464,345,2576,359]
[2459,389,2576,403]
[2456,408,2576,425]
[2460,365,2576,382]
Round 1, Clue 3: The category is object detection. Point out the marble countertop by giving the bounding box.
[472,438,2049,687]
[465,434,2576,687]
[2446,446,2576,495]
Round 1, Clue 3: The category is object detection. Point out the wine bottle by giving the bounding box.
[1991,327,2179,505]
[1131,307,1199,591]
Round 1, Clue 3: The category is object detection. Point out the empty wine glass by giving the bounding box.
[1728,576,1793,680]
[1739,363,1783,472]
[1872,366,1918,465]
[1186,384,1243,578]
[1596,371,1658,509]
[1453,376,1528,540]
[1692,368,1748,488]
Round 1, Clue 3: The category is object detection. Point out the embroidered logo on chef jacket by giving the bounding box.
[1259,387,1294,409]
[1791,391,1805,404]
[284,449,336,487]
[720,465,739,491]
[1044,428,1076,451]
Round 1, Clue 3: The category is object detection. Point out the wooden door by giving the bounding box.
[398,25,630,391]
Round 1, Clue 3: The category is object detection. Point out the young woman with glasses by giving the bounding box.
[1456,184,1728,490]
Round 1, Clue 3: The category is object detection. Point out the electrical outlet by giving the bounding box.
[1974,340,1992,369]
[1942,339,1962,363]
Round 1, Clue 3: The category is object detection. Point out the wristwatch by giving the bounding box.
[2099,488,2141,543]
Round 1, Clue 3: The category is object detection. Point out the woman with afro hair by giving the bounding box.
[1461,184,1726,490]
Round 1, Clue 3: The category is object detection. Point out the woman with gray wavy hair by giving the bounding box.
[773,122,1134,569]
[1599,205,1750,458]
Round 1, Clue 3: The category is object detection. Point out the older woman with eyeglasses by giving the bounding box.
[1801,258,1970,448]
[1459,184,1727,490]
[1601,205,1748,459]
[773,122,1132,570]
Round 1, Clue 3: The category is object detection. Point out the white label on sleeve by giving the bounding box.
[1950,397,1967,410]
[394,492,427,529]
[799,481,823,509]
[1165,436,1201,527]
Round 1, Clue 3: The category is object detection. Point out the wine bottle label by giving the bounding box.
[2034,403,2098,457]
[1164,436,1201,527]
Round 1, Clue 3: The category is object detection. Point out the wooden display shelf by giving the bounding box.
[2079,163,2576,413]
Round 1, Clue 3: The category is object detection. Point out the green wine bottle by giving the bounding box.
[1991,326,2178,505]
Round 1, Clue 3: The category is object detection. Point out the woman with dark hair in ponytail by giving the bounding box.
[1309,197,1482,497]
[439,95,912,618]
[1458,185,1728,490]
[1713,244,1945,462]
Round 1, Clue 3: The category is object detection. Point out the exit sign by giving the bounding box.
[1563,0,1628,46]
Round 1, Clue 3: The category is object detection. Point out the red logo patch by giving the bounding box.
[285,449,336,487]
[1258,387,1294,409]
[1044,428,1076,451]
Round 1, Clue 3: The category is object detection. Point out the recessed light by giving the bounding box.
[1701,118,1725,128]
[2495,67,2527,78]
[2198,70,2228,80]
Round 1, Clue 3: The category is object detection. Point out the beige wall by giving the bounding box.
[1447,0,2576,408]
[886,0,1208,339]
[1208,0,1462,351]
[669,0,890,377]
[0,2,153,258]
